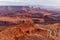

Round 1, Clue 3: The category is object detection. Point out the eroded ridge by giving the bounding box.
[0,23,57,40]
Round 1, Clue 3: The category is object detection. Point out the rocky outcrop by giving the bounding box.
[0,23,56,40]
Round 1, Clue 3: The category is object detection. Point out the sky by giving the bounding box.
[0,0,60,7]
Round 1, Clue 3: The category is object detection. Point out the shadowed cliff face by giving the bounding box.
[0,21,18,26]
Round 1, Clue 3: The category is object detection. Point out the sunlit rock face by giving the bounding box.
[0,23,56,40]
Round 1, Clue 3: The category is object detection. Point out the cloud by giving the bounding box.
[0,0,31,2]
[0,0,60,6]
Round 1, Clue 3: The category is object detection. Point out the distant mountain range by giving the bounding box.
[0,6,59,14]
[0,6,29,14]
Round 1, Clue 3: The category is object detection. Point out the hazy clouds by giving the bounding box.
[0,0,60,6]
